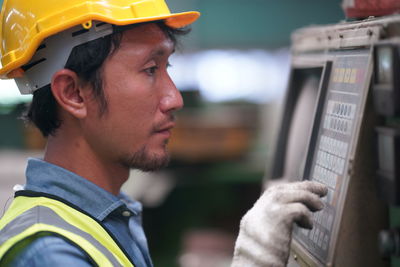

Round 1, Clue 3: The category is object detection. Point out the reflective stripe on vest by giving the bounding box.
[0,196,134,267]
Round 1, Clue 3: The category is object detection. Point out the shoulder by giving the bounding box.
[5,235,93,267]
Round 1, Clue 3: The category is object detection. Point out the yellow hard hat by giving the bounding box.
[0,0,200,79]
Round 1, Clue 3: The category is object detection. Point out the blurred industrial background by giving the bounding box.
[0,1,344,266]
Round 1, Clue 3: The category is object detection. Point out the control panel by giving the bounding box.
[293,49,372,264]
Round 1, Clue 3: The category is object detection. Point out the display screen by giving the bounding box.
[270,67,323,181]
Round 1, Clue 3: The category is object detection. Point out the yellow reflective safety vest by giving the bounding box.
[0,191,135,266]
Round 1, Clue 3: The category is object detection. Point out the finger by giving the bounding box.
[285,203,314,229]
[275,189,325,212]
[275,181,328,197]
[263,178,290,190]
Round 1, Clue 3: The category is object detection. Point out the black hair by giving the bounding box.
[24,21,189,137]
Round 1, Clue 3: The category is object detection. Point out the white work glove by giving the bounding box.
[231,181,327,267]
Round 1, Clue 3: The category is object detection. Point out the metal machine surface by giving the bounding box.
[268,15,400,267]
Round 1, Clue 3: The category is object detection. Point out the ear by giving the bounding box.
[51,69,87,119]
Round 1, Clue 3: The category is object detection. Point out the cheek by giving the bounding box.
[109,77,159,114]
[102,68,161,128]
[106,90,160,134]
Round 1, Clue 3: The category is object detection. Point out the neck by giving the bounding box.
[44,129,129,195]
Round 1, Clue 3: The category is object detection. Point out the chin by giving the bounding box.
[121,146,170,172]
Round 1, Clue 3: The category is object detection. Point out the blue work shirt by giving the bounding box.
[8,158,153,267]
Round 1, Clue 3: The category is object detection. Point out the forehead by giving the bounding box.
[117,23,174,55]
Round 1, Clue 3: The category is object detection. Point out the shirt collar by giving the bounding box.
[24,158,142,221]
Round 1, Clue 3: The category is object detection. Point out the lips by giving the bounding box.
[156,122,175,132]
[154,122,175,138]
[153,113,176,137]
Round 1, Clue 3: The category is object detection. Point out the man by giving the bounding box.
[0,0,327,266]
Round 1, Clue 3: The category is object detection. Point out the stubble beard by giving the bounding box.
[120,142,170,172]
[120,115,175,171]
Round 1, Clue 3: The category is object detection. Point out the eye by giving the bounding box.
[144,65,158,76]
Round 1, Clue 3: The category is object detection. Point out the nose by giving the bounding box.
[159,74,184,113]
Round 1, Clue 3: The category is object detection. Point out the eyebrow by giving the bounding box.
[149,45,175,59]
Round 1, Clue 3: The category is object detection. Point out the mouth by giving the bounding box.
[154,122,175,138]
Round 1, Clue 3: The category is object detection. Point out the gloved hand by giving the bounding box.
[231,181,327,267]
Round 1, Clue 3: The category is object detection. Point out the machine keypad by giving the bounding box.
[293,50,371,263]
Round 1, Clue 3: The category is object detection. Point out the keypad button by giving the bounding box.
[318,231,324,247]
[323,235,329,250]
[314,228,320,243]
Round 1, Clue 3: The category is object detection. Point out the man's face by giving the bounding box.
[82,23,183,171]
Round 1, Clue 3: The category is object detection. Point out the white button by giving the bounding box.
[122,210,131,217]
[322,235,329,250]
[327,214,334,228]
[314,228,320,243]
[318,231,324,247]
[309,228,315,239]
